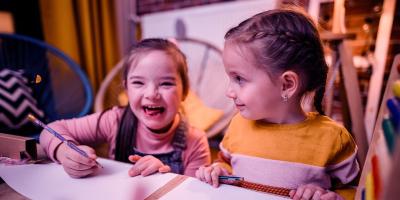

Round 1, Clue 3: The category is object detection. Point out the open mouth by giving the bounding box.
[143,105,165,116]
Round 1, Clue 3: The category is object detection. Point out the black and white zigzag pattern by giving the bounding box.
[0,69,44,129]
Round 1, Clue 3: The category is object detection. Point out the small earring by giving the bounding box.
[282,94,288,102]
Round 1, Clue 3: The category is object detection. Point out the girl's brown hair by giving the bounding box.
[225,8,328,114]
[114,38,189,162]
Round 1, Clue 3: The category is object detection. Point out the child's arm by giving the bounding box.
[182,127,211,176]
[40,108,119,162]
[290,128,359,200]
[39,108,121,178]
[289,126,360,200]
[327,129,360,200]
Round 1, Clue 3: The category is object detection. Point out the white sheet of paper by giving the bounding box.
[0,158,176,200]
[0,158,288,199]
[161,177,288,200]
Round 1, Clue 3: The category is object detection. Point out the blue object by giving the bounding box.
[219,175,244,181]
[361,188,365,200]
[386,98,400,133]
[0,33,93,138]
[382,118,396,154]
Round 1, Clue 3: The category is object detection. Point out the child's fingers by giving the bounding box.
[140,160,160,176]
[197,166,208,182]
[292,184,327,200]
[141,157,167,176]
[292,185,305,200]
[128,155,142,163]
[63,148,97,171]
[195,166,206,181]
[320,191,343,200]
[63,164,98,178]
[82,146,97,160]
[66,146,97,167]
[302,188,313,200]
[158,165,171,173]
[210,167,221,187]
[195,166,222,187]
[312,190,322,200]
[128,165,141,177]
[141,166,157,176]
[80,146,97,157]
[128,158,147,176]
[219,167,229,176]
[128,156,164,177]
[289,190,296,198]
[62,157,95,171]
[79,146,99,164]
[202,166,213,185]
[64,167,85,178]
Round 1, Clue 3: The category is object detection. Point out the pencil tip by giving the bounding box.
[96,161,104,168]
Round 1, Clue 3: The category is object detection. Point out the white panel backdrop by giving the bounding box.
[142,0,278,49]
[141,1,279,136]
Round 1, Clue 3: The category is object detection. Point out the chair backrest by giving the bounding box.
[0,33,93,136]
[95,37,236,138]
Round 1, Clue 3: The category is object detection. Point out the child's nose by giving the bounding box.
[144,85,160,99]
[225,84,236,99]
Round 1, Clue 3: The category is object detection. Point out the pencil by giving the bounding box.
[218,175,244,181]
[219,176,291,197]
[27,114,103,168]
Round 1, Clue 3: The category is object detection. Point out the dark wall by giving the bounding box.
[0,0,44,40]
[137,0,235,15]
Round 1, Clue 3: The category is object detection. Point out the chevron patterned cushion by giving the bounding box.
[0,68,45,136]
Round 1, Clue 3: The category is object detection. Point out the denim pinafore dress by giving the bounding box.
[130,120,187,174]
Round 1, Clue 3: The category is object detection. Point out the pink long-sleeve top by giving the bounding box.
[39,107,211,177]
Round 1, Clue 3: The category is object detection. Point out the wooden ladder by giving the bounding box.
[321,32,369,167]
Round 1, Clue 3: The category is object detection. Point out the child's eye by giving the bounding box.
[234,76,244,85]
[131,81,144,85]
[160,82,175,87]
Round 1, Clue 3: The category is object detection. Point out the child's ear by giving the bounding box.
[280,71,299,99]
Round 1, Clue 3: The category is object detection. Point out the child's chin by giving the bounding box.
[145,121,172,131]
[238,111,250,118]
[240,112,258,120]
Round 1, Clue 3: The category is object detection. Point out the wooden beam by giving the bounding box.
[364,0,396,142]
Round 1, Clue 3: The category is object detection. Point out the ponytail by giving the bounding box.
[313,86,325,115]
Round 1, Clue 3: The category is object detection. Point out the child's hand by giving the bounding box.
[195,163,229,188]
[319,191,344,200]
[289,184,343,200]
[128,155,171,176]
[56,143,99,178]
